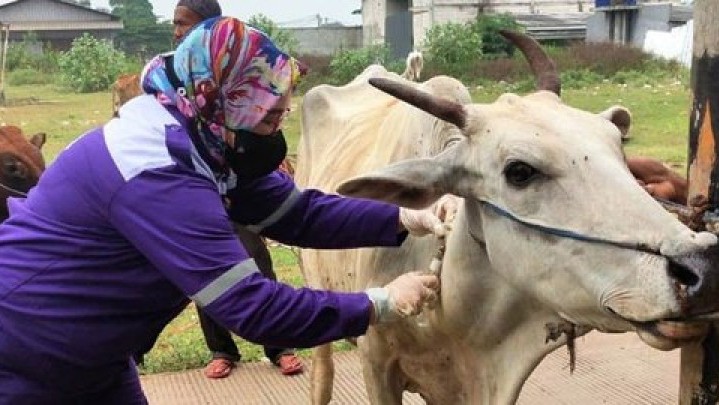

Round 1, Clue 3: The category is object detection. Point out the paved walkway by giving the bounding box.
[141,331,680,404]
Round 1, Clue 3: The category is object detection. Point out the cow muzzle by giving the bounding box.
[630,243,719,350]
[673,243,719,318]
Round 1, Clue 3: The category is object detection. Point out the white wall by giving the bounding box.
[643,19,692,67]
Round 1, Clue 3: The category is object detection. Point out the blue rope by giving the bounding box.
[479,199,657,254]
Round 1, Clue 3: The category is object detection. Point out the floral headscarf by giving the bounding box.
[141,16,306,172]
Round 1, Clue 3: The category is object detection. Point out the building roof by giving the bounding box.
[0,0,120,20]
[6,20,123,31]
[0,0,122,31]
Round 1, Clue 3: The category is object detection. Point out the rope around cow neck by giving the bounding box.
[417,208,453,318]
[0,181,28,197]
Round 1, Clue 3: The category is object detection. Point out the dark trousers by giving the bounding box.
[197,225,291,364]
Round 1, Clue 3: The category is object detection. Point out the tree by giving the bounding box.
[58,33,130,92]
[109,0,173,58]
[247,14,299,55]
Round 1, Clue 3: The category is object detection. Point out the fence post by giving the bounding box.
[680,1,719,404]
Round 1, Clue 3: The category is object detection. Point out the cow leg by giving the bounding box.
[310,343,334,405]
[359,333,404,405]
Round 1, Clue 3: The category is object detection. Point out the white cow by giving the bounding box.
[401,50,424,81]
[296,31,719,404]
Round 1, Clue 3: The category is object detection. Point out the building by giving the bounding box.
[362,0,688,58]
[0,0,123,50]
[586,1,692,46]
[287,26,363,56]
[363,0,596,58]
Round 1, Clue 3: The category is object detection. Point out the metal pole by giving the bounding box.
[680,1,719,403]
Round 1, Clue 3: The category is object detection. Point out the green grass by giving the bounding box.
[1,73,693,374]
[0,85,112,161]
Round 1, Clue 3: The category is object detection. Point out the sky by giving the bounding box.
[91,1,363,27]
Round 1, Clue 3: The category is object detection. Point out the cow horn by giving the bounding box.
[499,30,561,96]
[368,78,467,130]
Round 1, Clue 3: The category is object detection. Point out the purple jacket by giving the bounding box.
[0,95,404,393]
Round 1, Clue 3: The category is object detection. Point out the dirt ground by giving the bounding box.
[141,330,680,404]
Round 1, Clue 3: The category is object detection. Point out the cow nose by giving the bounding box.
[669,243,719,316]
[667,257,700,287]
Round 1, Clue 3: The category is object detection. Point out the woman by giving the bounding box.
[0,17,443,403]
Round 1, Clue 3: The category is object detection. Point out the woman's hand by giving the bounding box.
[366,272,440,324]
[398,194,460,237]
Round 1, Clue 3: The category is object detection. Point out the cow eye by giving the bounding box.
[443,137,461,149]
[504,161,539,187]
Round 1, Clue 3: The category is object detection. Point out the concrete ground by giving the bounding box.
[141,331,680,404]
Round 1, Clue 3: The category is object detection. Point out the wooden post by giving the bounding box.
[680,1,719,404]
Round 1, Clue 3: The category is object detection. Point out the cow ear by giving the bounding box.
[29,132,46,149]
[599,106,631,140]
[337,159,454,209]
[337,147,477,209]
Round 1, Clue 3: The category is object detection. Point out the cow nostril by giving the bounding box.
[667,259,700,286]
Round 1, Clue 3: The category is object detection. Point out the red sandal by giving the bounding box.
[204,358,236,379]
[275,353,303,375]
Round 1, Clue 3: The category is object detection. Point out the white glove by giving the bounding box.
[398,194,460,237]
[433,194,460,224]
[366,272,440,324]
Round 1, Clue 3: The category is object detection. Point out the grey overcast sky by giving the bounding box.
[92,1,363,27]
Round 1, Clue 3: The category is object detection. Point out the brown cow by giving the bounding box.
[0,126,46,221]
[111,73,142,117]
[627,156,688,205]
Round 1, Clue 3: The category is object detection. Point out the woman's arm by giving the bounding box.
[107,167,375,347]
[227,170,407,249]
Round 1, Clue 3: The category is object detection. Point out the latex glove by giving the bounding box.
[432,194,460,224]
[398,194,459,237]
[366,272,440,324]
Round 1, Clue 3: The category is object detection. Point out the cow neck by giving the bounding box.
[477,198,660,255]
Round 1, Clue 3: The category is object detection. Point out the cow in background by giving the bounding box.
[111,73,142,117]
[296,31,719,404]
[627,156,688,205]
[401,50,424,81]
[0,126,45,221]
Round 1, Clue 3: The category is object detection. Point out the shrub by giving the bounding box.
[58,33,130,93]
[328,44,392,85]
[551,41,649,76]
[423,22,482,76]
[560,68,603,89]
[6,33,59,73]
[469,56,530,82]
[472,13,522,58]
[424,39,686,90]
[293,54,331,94]
[8,68,54,85]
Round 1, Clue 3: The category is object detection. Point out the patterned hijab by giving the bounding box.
[141,17,306,172]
